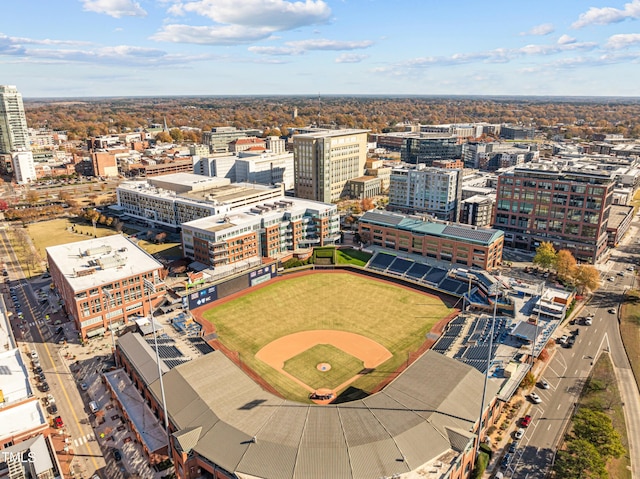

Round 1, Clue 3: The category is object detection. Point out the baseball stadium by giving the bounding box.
[115,261,504,479]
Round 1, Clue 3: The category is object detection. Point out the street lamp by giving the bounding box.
[143,277,171,459]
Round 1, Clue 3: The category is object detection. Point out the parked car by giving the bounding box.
[508,441,518,453]
[515,428,525,440]
[53,416,64,428]
[33,366,43,374]
[521,415,532,427]
[113,449,122,461]
[36,372,46,382]
[558,335,568,345]
[80,382,89,391]
[584,318,593,326]
[608,308,617,314]
[39,382,50,392]
[30,350,38,360]
[48,404,58,415]
[529,392,542,404]
[55,326,64,335]
[539,379,550,389]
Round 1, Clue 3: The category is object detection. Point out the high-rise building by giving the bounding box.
[401,135,462,165]
[0,85,30,154]
[493,163,614,263]
[293,129,369,203]
[388,165,462,222]
[11,151,37,184]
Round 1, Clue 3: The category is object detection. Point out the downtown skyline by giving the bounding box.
[2,0,640,98]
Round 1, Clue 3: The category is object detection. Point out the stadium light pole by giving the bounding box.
[474,283,499,467]
[143,277,171,460]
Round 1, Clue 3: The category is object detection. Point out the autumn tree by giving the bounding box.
[533,241,556,270]
[155,131,172,143]
[574,265,600,293]
[361,198,375,211]
[26,189,40,205]
[555,249,578,281]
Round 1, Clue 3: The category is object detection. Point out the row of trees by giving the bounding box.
[532,242,600,293]
[24,96,640,139]
[553,409,625,478]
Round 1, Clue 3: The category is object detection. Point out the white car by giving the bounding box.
[30,350,39,360]
[558,335,568,345]
[515,428,525,440]
[584,318,593,326]
[529,392,542,404]
[608,308,617,314]
[539,379,550,389]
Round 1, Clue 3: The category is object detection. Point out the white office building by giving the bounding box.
[235,150,294,190]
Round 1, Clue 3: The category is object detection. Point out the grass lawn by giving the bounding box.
[572,354,631,479]
[620,290,640,390]
[283,344,364,390]
[202,272,453,402]
[27,218,117,258]
[336,248,372,267]
[136,240,183,259]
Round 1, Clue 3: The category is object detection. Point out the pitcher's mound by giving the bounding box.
[317,362,331,372]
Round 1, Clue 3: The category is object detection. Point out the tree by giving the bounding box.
[361,198,375,211]
[553,438,607,479]
[169,128,184,142]
[154,231,167,244]
[155,131,172,143]
[26,189,40,205]
[574,265,601,294]
[555,249,578,281]
[533,241,556,270]
[572,409,625,459]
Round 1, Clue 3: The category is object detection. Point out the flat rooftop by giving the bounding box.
[294,128,369,139]
[0,399,46,440]
[46,235,163,293]
[148,173,230,192]
[181,182,283,204]
[0,348,31,404]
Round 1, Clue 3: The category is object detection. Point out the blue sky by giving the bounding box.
[2,0,640,97]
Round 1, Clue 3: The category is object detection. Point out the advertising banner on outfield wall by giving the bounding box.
[249,264,277,287]
[188,285,218,310]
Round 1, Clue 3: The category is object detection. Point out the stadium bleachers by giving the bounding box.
[368,253,396,271]
[424,268,447,285]
[387,258,413,275]
[406,263,430,281]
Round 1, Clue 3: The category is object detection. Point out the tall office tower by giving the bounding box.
[0,85,30,154]
[493,164,614,263]
[388,165,462,221]
[293,129,369,203]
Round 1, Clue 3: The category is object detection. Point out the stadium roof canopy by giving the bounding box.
[150,349,500,479]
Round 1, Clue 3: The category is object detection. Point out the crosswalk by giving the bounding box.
[73,433,95,448]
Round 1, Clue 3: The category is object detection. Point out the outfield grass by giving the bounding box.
[202,272,453,402]
[283,344,364,390]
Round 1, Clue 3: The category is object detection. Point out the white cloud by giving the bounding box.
[287,39,372,51]
[248,45,298,55]
[521,23,555,36]
[80,0,147,18]
[151,24,274,45]
[557,34,576,45]
[248,38,373,55]
[572,0,640,28]
[167,0,330,30]
[335,53,368,63]
[606,33,640,49]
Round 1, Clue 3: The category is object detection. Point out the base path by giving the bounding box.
[256,330,392,395]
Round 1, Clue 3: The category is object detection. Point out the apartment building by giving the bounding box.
[181,198,339,265]
[293,129,369,203]
[388,165,462,221]
[116,173,284,229]
[357,210,504,270]
[10,151,37,184]
[0,85,30,154]
[46,235,165,339]
[493,163,614,263]
[460,195,495,227]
